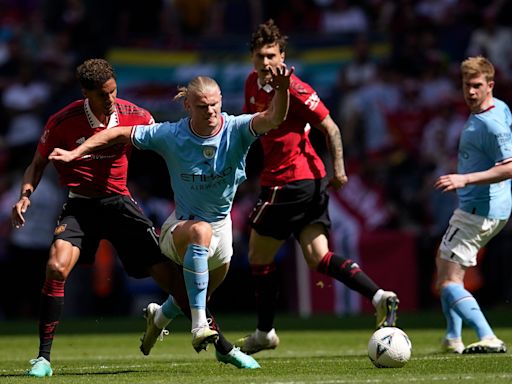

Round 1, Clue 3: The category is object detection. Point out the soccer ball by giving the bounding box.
[368,327,412,368]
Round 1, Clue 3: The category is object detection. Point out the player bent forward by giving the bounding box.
[50,68,294,366]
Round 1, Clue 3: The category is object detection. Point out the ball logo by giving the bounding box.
[375,334,393,359]
[203,146,216,159]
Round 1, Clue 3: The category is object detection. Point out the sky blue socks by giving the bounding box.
[161,295,184,319]
[183,244,209,310]
[441,283,494,339]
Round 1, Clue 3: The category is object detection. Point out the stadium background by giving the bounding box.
[0,0,511,321]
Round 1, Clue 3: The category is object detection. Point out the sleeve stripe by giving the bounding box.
[496,157,512,166]
[130,126,142,149]
[249,114,260,137]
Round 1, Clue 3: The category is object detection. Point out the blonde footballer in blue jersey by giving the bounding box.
[434,56,512,355]
[131,112,256,222]
[49,69,293,367]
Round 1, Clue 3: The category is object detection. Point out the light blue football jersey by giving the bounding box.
[132,112,256,222]
[457,98,512,219]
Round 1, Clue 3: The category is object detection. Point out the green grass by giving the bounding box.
[1,311,511,383]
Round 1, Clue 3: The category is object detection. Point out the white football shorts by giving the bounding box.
[439,208,508,267]
[159,211,233,271]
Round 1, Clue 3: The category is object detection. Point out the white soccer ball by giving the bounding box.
[368,327,412,368]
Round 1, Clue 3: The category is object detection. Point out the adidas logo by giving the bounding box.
[76,137,86,145]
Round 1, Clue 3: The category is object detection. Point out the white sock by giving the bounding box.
[191,308,208,330]
[372,289,384,308]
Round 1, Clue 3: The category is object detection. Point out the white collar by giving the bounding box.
[84,99,119,128]
[257,78,273,93]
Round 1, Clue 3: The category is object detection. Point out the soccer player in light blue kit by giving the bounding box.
[434,56,512,354]
[49,68,293,368]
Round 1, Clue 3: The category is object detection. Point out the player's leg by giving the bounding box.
[139,294,180,356]
[237,229,283,354]
[152,216,259,367]
[171,220,219,352]
[28,199,101,377]
[141,291,259,368]
[205,263,259,369]
[436,210,507,354]
[28,239,80,377]
[436,254,465,353]
[145,262,226,355]
[299,223,399,328]
[437,258,506,353]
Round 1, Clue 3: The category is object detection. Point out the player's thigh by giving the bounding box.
[47,239,80,279]
[250,180,322,240]
[298,223,330,267]
[54,199,100,261]
[149,260,187,300]
[107,196,166,278]
[248,229,284,264]
[435,253,466,288]
[439,209,506,268]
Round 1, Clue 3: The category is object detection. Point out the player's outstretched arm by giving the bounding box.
[435,159,512,192]
[12,151,48,229]
[252,65,294,135]
[49,126,134,162]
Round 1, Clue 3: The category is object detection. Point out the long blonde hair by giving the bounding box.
[461,56,495,82]
[174,76,220,102]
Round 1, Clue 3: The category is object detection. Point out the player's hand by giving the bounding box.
[434,174,467,192]
[329,174,348,190]
[270,64,294,91]
[49,148,77,162]
[11,197,30,229]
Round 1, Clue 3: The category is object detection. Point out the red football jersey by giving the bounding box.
[244,71,328,186]
[38,98,153,196]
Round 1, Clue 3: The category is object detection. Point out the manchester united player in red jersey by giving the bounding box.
[11,59,254,376]
[237,20,400,355]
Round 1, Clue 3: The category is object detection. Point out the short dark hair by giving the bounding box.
[249,19,288,53]
[76,59,116,90]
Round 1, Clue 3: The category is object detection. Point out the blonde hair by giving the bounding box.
[461,56,495,82]
[174,76,220,101]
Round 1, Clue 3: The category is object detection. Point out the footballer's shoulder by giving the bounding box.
[48,100,84,127]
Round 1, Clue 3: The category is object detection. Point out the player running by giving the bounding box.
[49,68,294,366]
[12,59,256,376]
[237,20,399,355]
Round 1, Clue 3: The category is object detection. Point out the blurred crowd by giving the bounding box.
[1,0,512,318]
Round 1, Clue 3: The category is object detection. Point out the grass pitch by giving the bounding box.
[1,311,511,383]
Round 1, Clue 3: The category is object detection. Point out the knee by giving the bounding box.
[304,252,322,270]
[436,278,462,293]
[46,259,70,280]
[46,244,73,280]
[188,221,212,245]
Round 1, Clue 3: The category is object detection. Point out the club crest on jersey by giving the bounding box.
[203,146,216,159]
[40,129,50,144]
[54,224,67,235]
